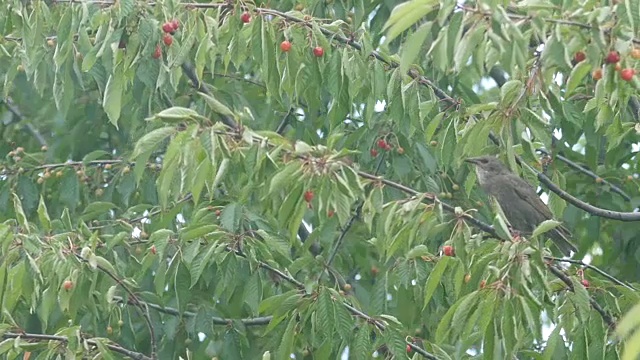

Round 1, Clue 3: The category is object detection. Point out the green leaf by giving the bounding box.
[383,0,439,44]
[500,80,524,107]
[37,196,51,232]
[454,25,486,72]
[131,126,177,159]
[103,71,124,128]
[277,315,297,359]
[148,107,201,123]
[531,220,562,238]
[399,22,431,74]
[12,193,29,232]
[80,202,118,221]
[566,61,592,97]
[423,257,449,310]
[617,302,640,339]
[82,150,110,164]
[269,162,303,194]
[199,92,236,119]
[622,326,640,360]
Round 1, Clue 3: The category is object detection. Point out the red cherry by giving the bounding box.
[150,245,157,255]
[592,68,603,80]
[574,51,586,63]
[304,190,314,203]
[581,279,590,288]
[241,12,251,23]
[162,22,173,33]
[443,245,455,257]
[63,280,73,291]
[163,34,173,46]
[171,19,180,31]
[327,209,334,218]
[370,148,378,157]
[152,45,162,59]
[620,68,635,81]
[406,344,412,353]
[313,46,324,57]
[605,51,620,64]
[376,139,387,149]
[371,266,379,276]
[280,40,292,52]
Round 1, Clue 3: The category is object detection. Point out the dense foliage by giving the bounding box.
[1,0,640,359]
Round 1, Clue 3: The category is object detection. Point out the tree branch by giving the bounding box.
[112,296,273,326]
[3,332,152,360]
[75,253,158,359]
[547,265,616,329]
[530,164,640,221]
[545,256,636,291]
[536,148,631,202]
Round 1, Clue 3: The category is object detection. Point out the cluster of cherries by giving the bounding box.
[575,49,640,82]
[152,19,180,59]
[240,11,324,57]
[370,138,404,157]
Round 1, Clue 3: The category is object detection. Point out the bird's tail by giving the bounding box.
[550,226,578,256]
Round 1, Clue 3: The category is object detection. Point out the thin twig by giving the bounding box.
[75,254,158,359]
[3,332,152,360]
[536,149,631,202]
[181,62,239,130]
[112,296,273,325]
[1,98,49,147]
[530,164,640,221]
[547,265,616,329]
[545,256,636,291]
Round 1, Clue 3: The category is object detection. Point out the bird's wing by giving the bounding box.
[509,175,556,220]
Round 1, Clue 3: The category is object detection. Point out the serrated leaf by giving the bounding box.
[399,22,431,74]
[383,0,439,44]
[103,72,124,128]
[82,150,110,164]
[423,257,449,310]
[616,302,640,339]
[199,92,235,118]
[148,107,200,123]
[500,80,524,107]
[531,219,562,238]
[566,61,592,97]
[37,196,51,232]
[131,126,177,159]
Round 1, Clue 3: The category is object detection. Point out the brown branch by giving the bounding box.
[3,332,152,360]
[1,98,48,147]
[532,165,640,221]
[181,62,239,130]
[112,296,273,326]
[547,265,616,329]
[536,148,631,202]
[545,256,636,291]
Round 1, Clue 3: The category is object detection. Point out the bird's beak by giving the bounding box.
[464,157,481,165]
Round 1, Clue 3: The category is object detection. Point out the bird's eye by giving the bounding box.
[480,159,488,164]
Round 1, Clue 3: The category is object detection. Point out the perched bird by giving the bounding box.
[465,156,578,256]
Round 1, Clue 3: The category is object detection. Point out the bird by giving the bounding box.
[465,156,578,256]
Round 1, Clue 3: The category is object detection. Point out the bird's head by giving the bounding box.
[464,156,510,181]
